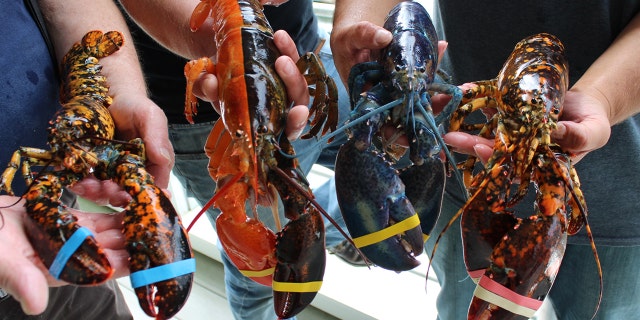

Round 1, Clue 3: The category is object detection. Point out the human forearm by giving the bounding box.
[571,12,640,126]
[118,0,215,59]
[39,0,147,97]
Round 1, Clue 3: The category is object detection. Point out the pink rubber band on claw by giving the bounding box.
[473,275,543,318]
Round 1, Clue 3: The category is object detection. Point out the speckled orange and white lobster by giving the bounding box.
[184,0,348,318]
[0,30,194,320]
[442,33,602,319]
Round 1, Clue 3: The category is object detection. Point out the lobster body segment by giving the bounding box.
[335,1,462,272]
[448,33,599,319]
[185,0,338,318]
[1,30,194,320]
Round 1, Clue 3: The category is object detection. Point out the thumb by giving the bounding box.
[0,255,50,315]
[351,21,393,50]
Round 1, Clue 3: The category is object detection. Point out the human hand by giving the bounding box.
[188,30,311,141]
[0,195,128,315]
[70,94,174,205]
[329,21,393,86]
[443,87,612,164]
[108,94,174,188]
[260,0,289,5]
[71,93,174,207]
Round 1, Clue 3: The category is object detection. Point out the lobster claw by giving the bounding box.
[124,185,195,320]
[23,174,113,284]
[400,156,445,239]
[335,139,423,271]
[468,212,567,320]
[215,213,278,287]
[273,207,326,319]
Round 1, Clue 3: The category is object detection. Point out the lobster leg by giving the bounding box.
[94,141,194,320]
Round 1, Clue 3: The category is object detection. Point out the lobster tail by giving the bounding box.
[59,30,123,105]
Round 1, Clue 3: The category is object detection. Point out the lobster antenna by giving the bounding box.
[186,171,243,232]
[556,154,602,320]
[278,99,404,159]
[271,165,372,268]
[415,98,469,201]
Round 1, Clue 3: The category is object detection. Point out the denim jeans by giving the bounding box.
[168,34,349,320]
[424,194,640,320]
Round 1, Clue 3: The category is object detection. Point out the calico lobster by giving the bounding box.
[334,1,464,272]
[444,33,602,319]
[0,30,194,320]
[184,0,343,317]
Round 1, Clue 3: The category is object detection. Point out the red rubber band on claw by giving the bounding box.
[49,226,94,279]
[473,275,543,318]
[129,258,196,288]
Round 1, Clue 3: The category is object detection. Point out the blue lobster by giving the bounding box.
[334,1,464,271]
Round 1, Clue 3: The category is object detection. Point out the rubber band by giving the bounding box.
[352,214,420,248]
[49,227,93,279]
[239,267,275,278]
[130,258,196,289]
[272,280,323,293]
[468,269,486,283]
[473,275,543,318]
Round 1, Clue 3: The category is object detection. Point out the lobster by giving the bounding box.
[334,1,464,272]
[0,30,194,320]
[443,33,602,319]
[184,0,343,317]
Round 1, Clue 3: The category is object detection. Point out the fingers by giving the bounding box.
[331,21,392,85]
[286,105,310,141]
[273,30,300,61]
[349,21,394,51]
[275,56,309,106]
[437,40,447,66]
[444,131,494,163]
[0,197,50,315]
[138,106,174,189]
[70,176,131,208]
[0,259,49,315]
[261,0,290,6]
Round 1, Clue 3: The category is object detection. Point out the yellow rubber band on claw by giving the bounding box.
[352,214,421,248]
[239,267,275,278]
[272,280,323,293]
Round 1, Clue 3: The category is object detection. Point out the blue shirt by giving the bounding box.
[1,0,60,194]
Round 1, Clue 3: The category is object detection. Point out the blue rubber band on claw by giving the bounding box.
[129,258,196,289]
[49,226,94,279]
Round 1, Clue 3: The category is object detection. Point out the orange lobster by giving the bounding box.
[439,33,602,319]
[0,30,194,320]
[184,0,341,317]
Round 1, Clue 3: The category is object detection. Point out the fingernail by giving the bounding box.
[160,147,173,163]
[552,123,566,140]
